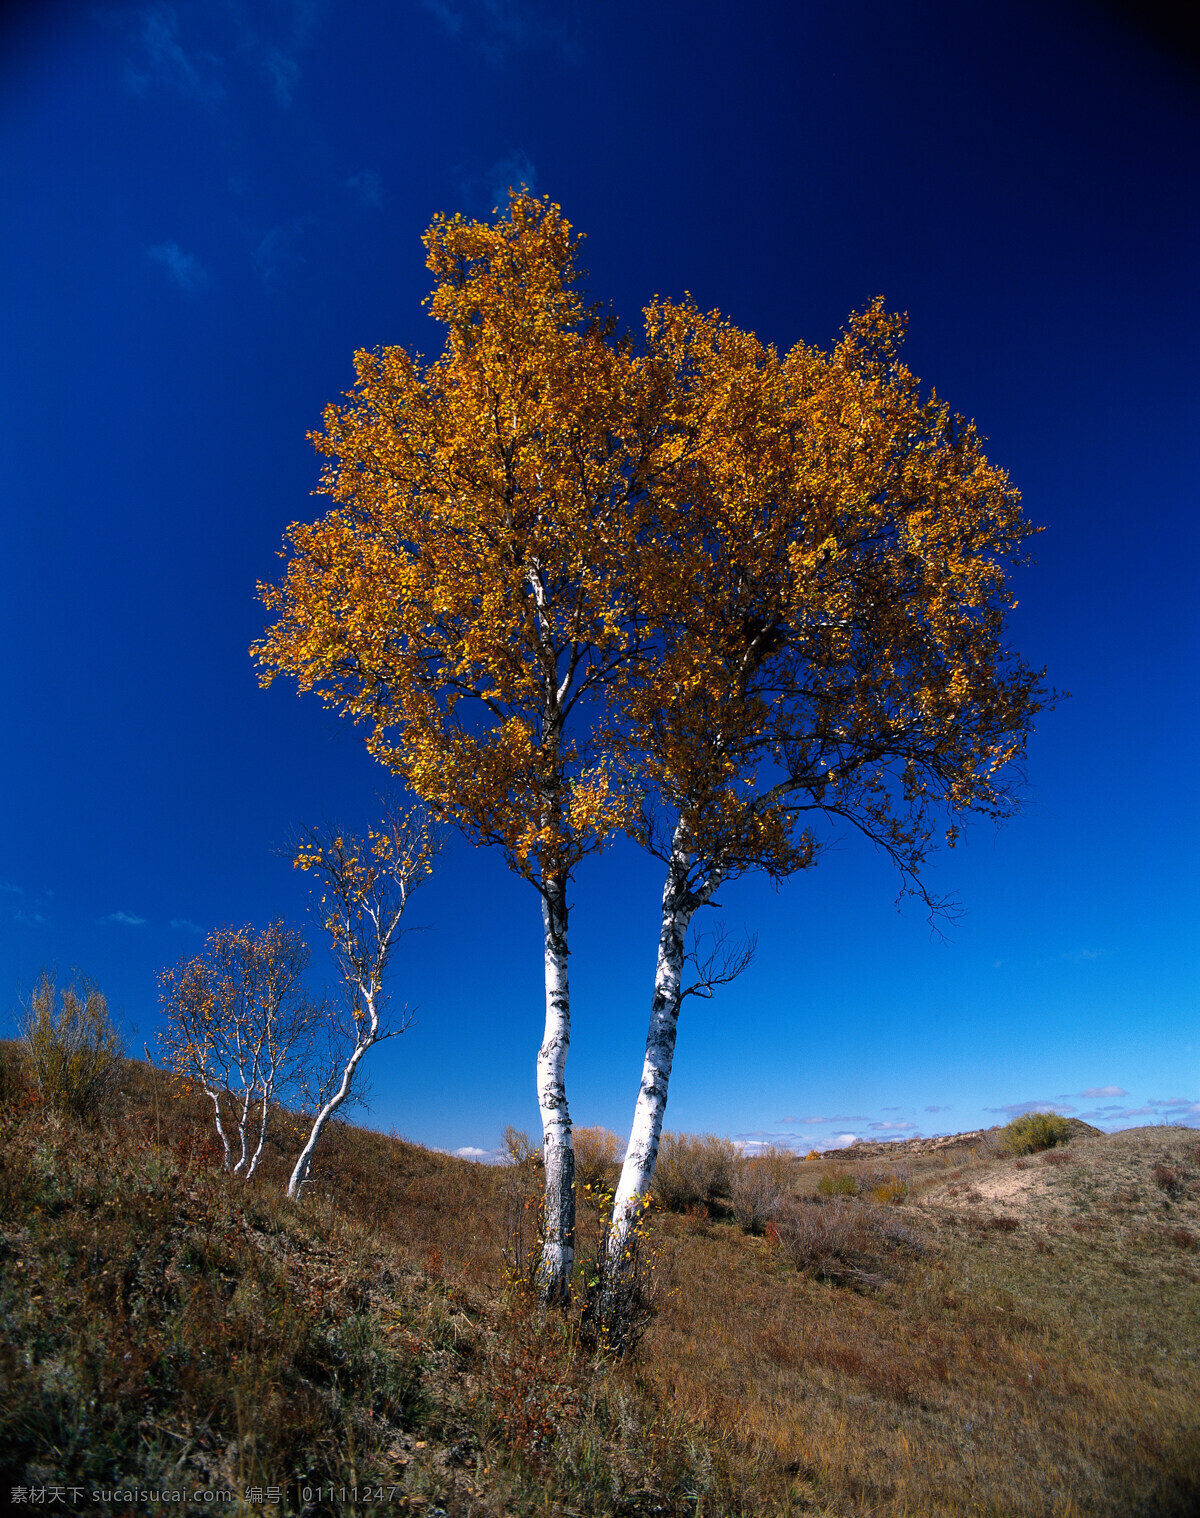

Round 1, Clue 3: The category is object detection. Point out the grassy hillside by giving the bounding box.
[2,1044,1198,1516]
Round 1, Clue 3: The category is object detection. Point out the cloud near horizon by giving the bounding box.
[988,1099,1079,1117]
[778,1114,868,1126]
[100,911,146,927]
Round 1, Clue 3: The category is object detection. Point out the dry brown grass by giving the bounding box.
[3,1042,1199,1516]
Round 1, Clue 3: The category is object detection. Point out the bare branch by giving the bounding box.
[680,924,758,1003]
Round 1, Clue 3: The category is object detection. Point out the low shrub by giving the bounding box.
[1153,1164,1184,1200]
[1000,1111,1071,1156]
[772,1199,923,1286]
[730,1147,793,1233]
[502,1124,541,1166]
[867,1172,910,1205]
[983,1215,1021,1232]
[817,1169,859,1197]
[18,971,123,1123]
[573,1125,624,1190]
[652,1131,739,1211]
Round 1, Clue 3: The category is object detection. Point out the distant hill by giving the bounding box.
[823,1116,1105,1161]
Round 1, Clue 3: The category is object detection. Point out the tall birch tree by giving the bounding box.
[606,298,1051,1259]
[253,195,668,1300]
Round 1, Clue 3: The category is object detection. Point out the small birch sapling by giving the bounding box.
[286,809,437,1200]
[159,922,317,1179]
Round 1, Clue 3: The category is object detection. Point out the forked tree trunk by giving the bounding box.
[244,1081,273,1180]
[536,874,575,1304]
[206,1088,233,1171]
[608,823,718,1260]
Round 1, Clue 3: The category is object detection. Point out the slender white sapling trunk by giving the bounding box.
[285,813,433,1201]
[287,986,380,1200]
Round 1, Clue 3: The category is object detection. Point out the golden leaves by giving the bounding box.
[254,191,1048,892]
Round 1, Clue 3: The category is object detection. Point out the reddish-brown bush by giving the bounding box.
[772,1199,923,1285]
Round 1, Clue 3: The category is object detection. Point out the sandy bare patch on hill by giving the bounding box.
[912,1125,1200,1238]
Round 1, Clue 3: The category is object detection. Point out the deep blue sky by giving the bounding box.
[2,0,1197,1155]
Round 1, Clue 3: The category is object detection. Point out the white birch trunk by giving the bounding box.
[536,875,575,1304]
[206,1087,232,1171]
[608,823,719,1260]
[286,993,377,1200]
[244,1080,272,1181]
[232,1085,252,1174]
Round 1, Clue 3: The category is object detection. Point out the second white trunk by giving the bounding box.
[536,876,575,1304]
[609,824,710,1259]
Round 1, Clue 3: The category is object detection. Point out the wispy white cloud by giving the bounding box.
[170,918,202,934]
[347,170,383,210]
[868,1120,917,1132]
[265,46,300,105]
[100,911,146,927]
[148,241,207,292]
[253,224,306,289]
[1075,1085,1128,1099]
[13,909,45,926]
[423,0,577,64]
[125,6,226,105]
[455,150,538,217]
[0,879,23,895]
[488,148,536,206]
[423,0,464,36]
[925,1104,952,1113]
[987,1099,1078,1117]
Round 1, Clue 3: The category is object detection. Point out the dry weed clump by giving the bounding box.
[772,1198,923,1286]
[571,1125,623,1190]
[651,1131,738,1213]
[865,1169,911,1204]
[18,971,123,1123]
[728,1147,794,1233]
[1153,1163,1186,1200]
